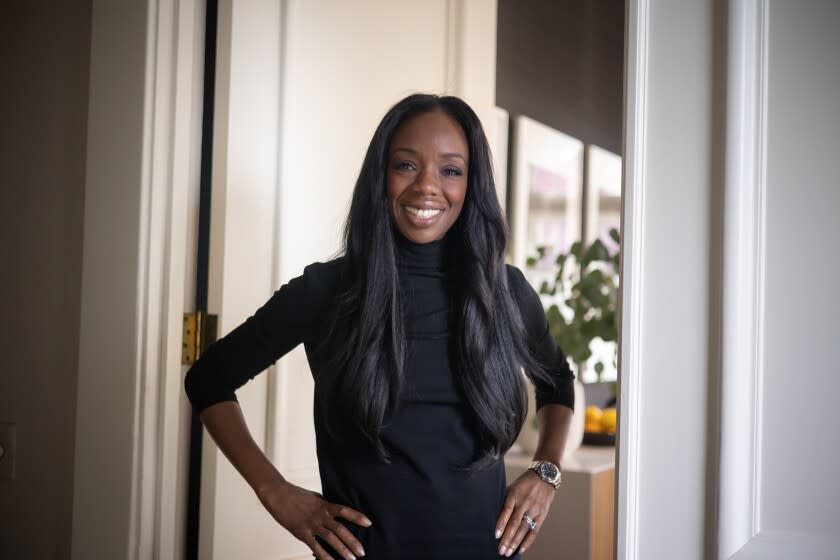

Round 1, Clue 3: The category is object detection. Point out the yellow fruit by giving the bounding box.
[600,408,617,433]
[585,421,602,433]
[585,405,603,424]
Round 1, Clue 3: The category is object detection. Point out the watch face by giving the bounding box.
[539,463,559,479]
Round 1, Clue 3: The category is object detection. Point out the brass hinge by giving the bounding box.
[182,311,218,365]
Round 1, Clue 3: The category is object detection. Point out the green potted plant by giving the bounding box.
[530,228,620,389]
[515,228,620,454]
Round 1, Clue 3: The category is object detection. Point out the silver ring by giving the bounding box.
[522,515,537,531]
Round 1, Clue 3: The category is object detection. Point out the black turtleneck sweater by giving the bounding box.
[184,230,575,559]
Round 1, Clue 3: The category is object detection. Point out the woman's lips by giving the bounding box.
[402,205,444,227]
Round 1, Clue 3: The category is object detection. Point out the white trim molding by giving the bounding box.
[444,0,463,95]
[615,1,648,559]
[718,1,769,558]
[72,0,203,558]
[729,530,840,560]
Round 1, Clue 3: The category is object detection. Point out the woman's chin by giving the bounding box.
[400,229,441,244]
[394,217,449,243]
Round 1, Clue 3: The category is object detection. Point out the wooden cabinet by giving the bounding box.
[504,446,615,560]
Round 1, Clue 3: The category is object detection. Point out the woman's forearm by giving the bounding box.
[531,403,574,467]
[199,400,287,495]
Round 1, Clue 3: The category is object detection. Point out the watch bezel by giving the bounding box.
[538,462,559,479]
[529,460,562,487]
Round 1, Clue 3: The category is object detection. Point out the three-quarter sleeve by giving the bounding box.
[506,264,576,412]
[183,260,336,413]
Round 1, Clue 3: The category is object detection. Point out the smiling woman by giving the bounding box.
[184,93,576,559]
[386,110,469,243]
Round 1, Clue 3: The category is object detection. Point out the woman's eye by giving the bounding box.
[443,167,463,177]
[395,161,416,171]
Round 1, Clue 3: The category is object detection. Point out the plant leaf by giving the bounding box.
[569,241,582,259]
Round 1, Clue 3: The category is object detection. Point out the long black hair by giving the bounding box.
[314,93,559,471]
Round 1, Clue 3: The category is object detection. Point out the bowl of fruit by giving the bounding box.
[583,405,616,446]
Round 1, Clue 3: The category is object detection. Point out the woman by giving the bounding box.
[184,93,575,559]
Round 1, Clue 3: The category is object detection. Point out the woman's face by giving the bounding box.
[386,110,469,244]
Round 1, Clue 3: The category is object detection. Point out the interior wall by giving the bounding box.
[496,0,625,155]
[0,1,92,557]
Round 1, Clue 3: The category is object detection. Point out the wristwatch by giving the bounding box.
[528,460,562,489]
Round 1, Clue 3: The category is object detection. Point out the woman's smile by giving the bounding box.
[402,204,445,226]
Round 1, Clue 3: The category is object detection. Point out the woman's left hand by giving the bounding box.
[495,469,556,557]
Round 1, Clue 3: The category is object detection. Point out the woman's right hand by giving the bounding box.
[256,480,372,560]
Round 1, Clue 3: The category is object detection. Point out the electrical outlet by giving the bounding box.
[0,423,16,480]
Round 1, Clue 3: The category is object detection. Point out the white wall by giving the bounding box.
[0,1,91,557]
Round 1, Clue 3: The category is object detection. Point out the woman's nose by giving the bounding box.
[412,166,440,192]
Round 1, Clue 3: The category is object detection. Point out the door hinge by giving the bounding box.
[182,311,218,365]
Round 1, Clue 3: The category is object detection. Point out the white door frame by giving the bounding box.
[72,0,204,558]
[616,0,725,557]
[614,0,649,556]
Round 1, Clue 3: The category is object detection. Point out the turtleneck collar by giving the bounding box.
[393,227,450,270]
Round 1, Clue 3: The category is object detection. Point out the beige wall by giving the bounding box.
[0,1,92,557]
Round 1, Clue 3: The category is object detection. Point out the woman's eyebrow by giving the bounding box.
[392,147,466,161]
[441,152,466,162]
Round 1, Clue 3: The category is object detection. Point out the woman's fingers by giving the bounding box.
[315,523,359,560]
[258,481,369,560]
[495,496,515,540]
[498,498,528,556]
[307,534,335,560]
[518,520,541,555]
[329,504,370,557]
[508,514,538,556]
[321,512,366,558]
[499,508,541,557]
[333,504,373,530]
[496,471,557,555]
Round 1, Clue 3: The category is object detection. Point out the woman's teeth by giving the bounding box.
[405,206,443,219]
